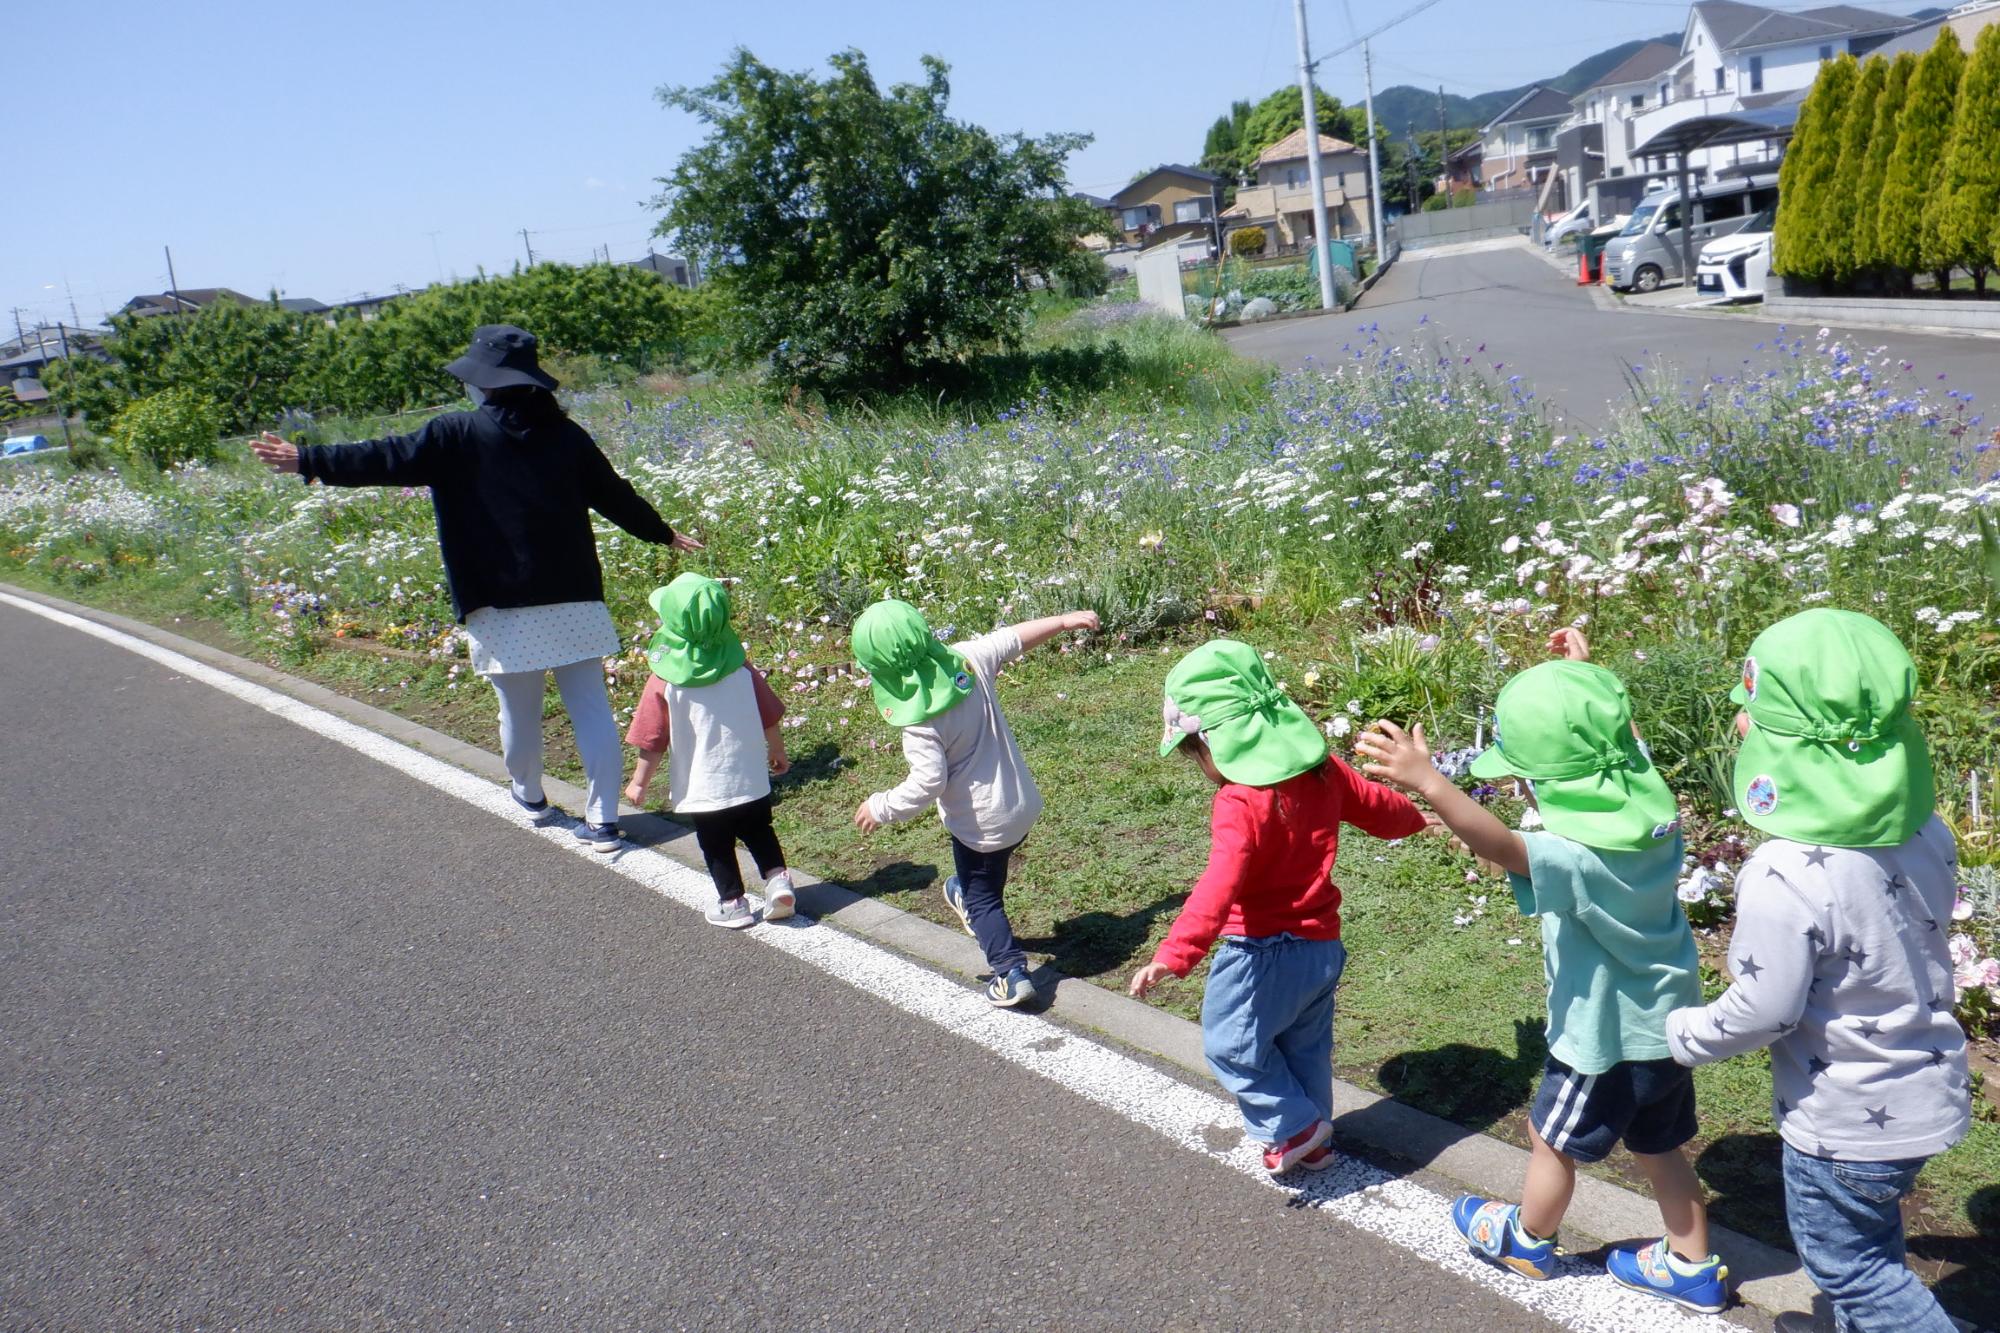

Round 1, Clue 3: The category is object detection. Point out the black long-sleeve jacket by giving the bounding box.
[298,405,677,622]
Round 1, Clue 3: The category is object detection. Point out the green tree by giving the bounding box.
[1879,27,1964,287]
[1851,53,1913,279]
[1238,86,1352,177]
[652,50,1104,395]
[1773,54,1856,282]
[1201,100,1252,177]
[110,387,224,470]
[1229,225,1268,256]
[1828,55,1885,286]
[1927,23,2000,294]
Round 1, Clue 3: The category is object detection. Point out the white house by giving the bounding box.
[1566,42,1683,189]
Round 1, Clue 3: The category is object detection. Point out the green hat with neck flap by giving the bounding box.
[1160,639,1328,786]
[1730,609,1933,848]
[646,573,747,687]
[852,600,973,727]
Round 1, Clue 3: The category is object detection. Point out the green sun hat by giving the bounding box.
[1160,640,1329,786]
[1468,660,1679,851]
[852,599,973,727]
[1729,609,1933,848]
[645,573,747,687]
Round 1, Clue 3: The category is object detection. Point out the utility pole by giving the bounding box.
[520,229,536,266]
[1439,86,1453,208]
[10,307,22,345]
[1406,123,1420,212]
[164,245,186,324]
[1293,0,1338,310]
[51,323,75,450]
[64,276,82,331]
[1362,40,1387,256]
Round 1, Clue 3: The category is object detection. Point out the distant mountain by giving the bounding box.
[1333,33,1680,137]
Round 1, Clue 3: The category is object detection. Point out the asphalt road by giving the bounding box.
[1224,241,2000,428]
[0,599,1557,1332]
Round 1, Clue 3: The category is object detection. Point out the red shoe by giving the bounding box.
[1298,1140,1339,1171]
[1262,1120,1332,1173]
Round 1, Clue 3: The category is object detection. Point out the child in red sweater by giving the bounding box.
[1130,640,1428,1172]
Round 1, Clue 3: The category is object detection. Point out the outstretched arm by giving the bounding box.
[254,426,440,487]
[578,442,702,550]
[1354,720,1529,878]
[1008,609,1099,655]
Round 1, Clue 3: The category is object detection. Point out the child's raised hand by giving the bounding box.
[1353,719,1439,795]
[1128,962,1175,997]
[1547,627,1591,661]
[1067,609,1101,633]
[853,799,881,833]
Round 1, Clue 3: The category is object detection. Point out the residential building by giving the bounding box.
[1566,42,1683,191]
[1,326,105,405]
[1071,192,1118,251]
[1871,0,2000,60]
[118,288,259,318]
[1625,2,1907,180]
[1438,139,1483,195]
[628,251,699,287]
[1219,129,1374,254]
[1478,86,1575,199]
[1105,165,1221,245]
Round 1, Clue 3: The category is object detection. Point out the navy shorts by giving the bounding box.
[1530,1056,1696,1164]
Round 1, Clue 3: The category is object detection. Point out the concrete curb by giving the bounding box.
[10,582,1958,1329]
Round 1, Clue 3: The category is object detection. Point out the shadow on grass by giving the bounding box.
[1910,1182,1998,1323]
[1021,893,1187,981]
[1375,1018,1548,1135]
[1694,1132,1787,1258]
[773,741,848,791]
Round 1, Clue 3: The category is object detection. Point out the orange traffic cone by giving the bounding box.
[1577,250,1591,285]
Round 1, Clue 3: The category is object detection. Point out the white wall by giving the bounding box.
[1134,245,1188,318]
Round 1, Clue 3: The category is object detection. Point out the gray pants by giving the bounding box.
[488,659,622,826]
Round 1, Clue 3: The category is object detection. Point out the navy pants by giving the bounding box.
[950,835,1026,975]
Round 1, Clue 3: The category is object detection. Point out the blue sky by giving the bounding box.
[7,0,1941,328]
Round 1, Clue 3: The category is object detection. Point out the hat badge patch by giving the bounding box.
[953,671,972,692]
[1650,820,1680,841]
[1746,774,1780,817]
[1741,656,1759,701]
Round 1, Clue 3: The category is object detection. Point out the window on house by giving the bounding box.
[1173,197,1209,223]
[1120,206,1151,231]
[1819,45,1833,61]
[1285,166,1310,188]
[1714,66,1726,91]
[1660,81,1671,103]
[1631,92,1646,108]
[1527,126,1553,151]
[1749,56,1763,92]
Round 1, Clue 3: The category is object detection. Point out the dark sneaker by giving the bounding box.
[706,896,756,930]
[571,821,623,852]
[1451,1196,1556,1280]
[1262,1120,1332,1173]
[1605,1237,1729,1314]
[984,965,1036,1008]
[511,789,561,825]
[762,873,797,922]
[940,875,975,937]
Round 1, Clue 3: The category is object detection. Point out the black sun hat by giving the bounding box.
[444,324,559,392]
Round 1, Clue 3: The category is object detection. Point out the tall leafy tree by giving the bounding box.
[652,50,1104,395]
[1879,27,1964,287]
[1828,55,1885,286]
[1237,86,1352,178]
[1928,23,2000,294]
[1852,52,1914,278]
[1774,54,1856,281]
[1201,100,1253,177]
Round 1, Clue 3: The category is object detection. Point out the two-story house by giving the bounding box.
[1626,2,1906,181]
[1104,165,1221,246]
[1564,44,1683,195]
[1478,86,1575,198]
[1218,129,1373,255]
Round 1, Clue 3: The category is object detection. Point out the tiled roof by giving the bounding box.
[1255,128,1359,165]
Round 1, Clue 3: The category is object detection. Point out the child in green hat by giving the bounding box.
[1357,634,1726,1313]
[624,572,795,929]
[1129,640,1428,1174]
[851,599,1099,1008]
[1663,609,1968,1333]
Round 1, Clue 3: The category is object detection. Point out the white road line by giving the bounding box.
[4,591,1738,1332]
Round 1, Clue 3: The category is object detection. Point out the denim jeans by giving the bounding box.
[949,836,1026,975]
[1200,934,1346,1146]
[1781,1143,1955,1333]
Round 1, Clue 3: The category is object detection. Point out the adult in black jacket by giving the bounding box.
[250,325,699,849]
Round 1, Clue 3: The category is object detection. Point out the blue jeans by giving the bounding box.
[1200,934,1346,1145]
[1781,1143,1954,1333]
[950,836,1026,975]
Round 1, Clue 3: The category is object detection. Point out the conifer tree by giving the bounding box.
[1880,27,1964,288]
[1853,53,1915,278]
[1929,24,2000,294]
[1829,56,1885,287]
[1775,54,1855,281]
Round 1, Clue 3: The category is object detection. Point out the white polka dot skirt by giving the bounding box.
[465,601,622,676]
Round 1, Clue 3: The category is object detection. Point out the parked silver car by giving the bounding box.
[1603,176,1779,293]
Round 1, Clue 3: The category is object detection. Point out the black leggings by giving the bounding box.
[690,796,787,902]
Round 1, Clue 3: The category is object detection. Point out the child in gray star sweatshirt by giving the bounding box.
[1664,610,1969,1333]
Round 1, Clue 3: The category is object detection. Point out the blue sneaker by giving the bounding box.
[1451,1197,1556,1281]
[940,875,975,937]
[511,788,561,825]
[571,821,623,853]
[1605,1237,1729,1314]
[984,966,1036,1008]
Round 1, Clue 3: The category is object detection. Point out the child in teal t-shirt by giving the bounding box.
[1357,630,1724,1315]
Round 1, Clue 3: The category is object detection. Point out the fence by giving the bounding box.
[1394,191,1539,250]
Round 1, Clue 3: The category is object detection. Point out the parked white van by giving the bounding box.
[1694,206,1775,301]
[1604,176,1779,293]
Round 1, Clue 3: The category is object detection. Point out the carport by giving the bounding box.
[1630,102,1801,285]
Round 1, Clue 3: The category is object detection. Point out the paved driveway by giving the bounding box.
[1225,241,1999,429]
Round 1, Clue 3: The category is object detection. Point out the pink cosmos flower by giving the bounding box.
[1769,503,1801,529]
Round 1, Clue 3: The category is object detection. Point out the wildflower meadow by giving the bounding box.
[4,310,1997,1287]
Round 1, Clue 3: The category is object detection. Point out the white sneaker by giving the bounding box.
[763,873,797,921]
[706,897,756,930]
